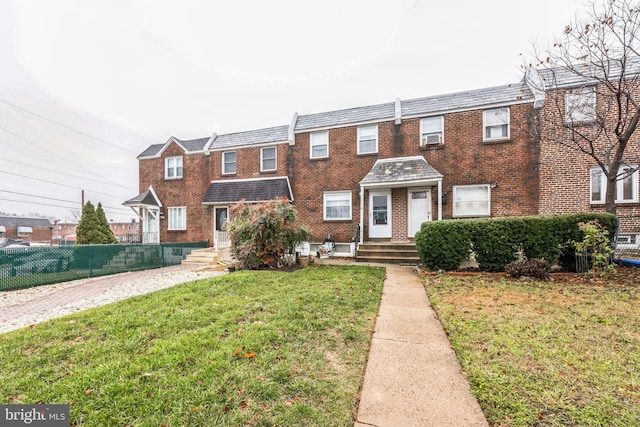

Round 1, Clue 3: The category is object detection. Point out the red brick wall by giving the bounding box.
[290,102,538,243]
[2,225,52,243]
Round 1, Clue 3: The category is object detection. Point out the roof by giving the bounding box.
[210,125,289,150]
[402,82,533,118]
[123,187,162,208]
[0,216,53,228]
[137,143,165,158]
[202,177,293,204]
[534,59,640,89]
[295,102,395,132]
[137,136,212,159]
[360,156,443,188]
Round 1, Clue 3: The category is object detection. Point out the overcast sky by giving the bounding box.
[0,0,588,222]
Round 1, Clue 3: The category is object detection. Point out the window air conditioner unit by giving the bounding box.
[421,134,442,146]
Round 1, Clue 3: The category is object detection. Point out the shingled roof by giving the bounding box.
[123,187,162,208]
[202,177,293,204]
[360,156,443,188]
[210,125,289,150]
[295,102,395,132]
[0,216,53,228]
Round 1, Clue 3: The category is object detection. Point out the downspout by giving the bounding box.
[437,179,442,220]
[359,185,365,244]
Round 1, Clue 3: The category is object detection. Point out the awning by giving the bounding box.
[123,186,162,208]
[0,226,5,233]
[359,156,443,188]
[202,177,293,205]
[17,226,33,233]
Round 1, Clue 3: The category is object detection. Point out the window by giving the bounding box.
[17,226,33,237]
[165,156,183,179]
[323,191,352,220]
[261,147,277,172]
[453,185,491,217]
[358,125,378,154]
[566,86,596,123]
[483,108,510,141]
[310,131,328,159]
[167,207,187,230]
[420,116,444,145]
[591,166,638,204]
[222,151,236,174]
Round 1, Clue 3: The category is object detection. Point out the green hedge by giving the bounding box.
[415,213,618,272]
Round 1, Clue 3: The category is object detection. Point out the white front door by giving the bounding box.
[144,209,159,243]
[408,189,431,237]
[369,190,392,238]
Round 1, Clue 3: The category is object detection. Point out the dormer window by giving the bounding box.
[165,156,183,179]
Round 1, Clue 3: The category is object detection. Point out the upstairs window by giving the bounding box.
[420,116,444,145]
[358,125,378,154]
[566,86,596,123]
[453,185,491,218]
[310,131,328,159]
[222,151,236,174]
[261,147,277,172]
[483,108,510,141]
[165,156,183,179]
[591,166,638,204]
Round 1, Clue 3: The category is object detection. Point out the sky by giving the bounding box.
[0,0,588,223]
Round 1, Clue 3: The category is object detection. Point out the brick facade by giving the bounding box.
[0,217,53,244]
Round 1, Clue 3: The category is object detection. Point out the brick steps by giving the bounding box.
[356,242,420,265]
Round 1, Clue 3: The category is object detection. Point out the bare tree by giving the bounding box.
[527,0,640,214]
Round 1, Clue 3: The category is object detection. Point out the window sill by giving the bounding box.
[260,169,277,174]
[168,229,187,232]
[164,177,183,181]
[357,152,378,157]
[310,157,329,161]
[420,143,445,151]
[483,139,512,145]
[323,219,353,222]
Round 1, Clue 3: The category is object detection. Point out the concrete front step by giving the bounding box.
[181,248,220,266]
[356,243,420,265]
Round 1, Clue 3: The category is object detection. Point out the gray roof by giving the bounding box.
[181,137,210,152]
[0,216,53,228]
[123,189,161,207]
[360,156,443,187]
[137,143,164,158]
[202,177,292,204]
[295,102,395,131]
[535,59,640,89]
[402,82,533,118]
[210,125,289,150]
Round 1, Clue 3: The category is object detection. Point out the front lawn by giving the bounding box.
[422,269,640,426]
[0,265,385,426]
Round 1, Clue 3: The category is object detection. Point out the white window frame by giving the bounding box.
[420,116,444,145]
[222,151,236,175]
[167,207,187,230]
[483,108,510,141]
[590,165,639,204]
[357,125,378,154]
[452,184,491,218]
[323,191,352,221]
[165,156,183,179]
[566,86,596,124]
[260,146,277,172]
[310,131,329,159]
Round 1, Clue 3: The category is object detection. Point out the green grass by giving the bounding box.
[0,265,385,426]
[422,272,640,426]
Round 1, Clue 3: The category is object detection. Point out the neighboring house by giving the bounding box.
[526,67,640,245]
[108,219,140,243]
[126,80,541,248]
[52,220,78,244]
[0,216,53,244]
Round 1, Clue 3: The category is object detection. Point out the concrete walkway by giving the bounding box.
[354,265,488,427]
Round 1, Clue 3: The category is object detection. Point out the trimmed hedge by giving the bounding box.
[415,213,618,272]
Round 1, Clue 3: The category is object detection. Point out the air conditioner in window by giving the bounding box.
[421,134,442,146]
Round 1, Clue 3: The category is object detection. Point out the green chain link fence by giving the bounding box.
[0,242,207,291]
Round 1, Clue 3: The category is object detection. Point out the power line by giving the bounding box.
[0,189,132,213]
[0,98,139,154]
[0,124,132,190]
[0,196,132,215]
[0,157,130,189]
[0,170,134,201]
